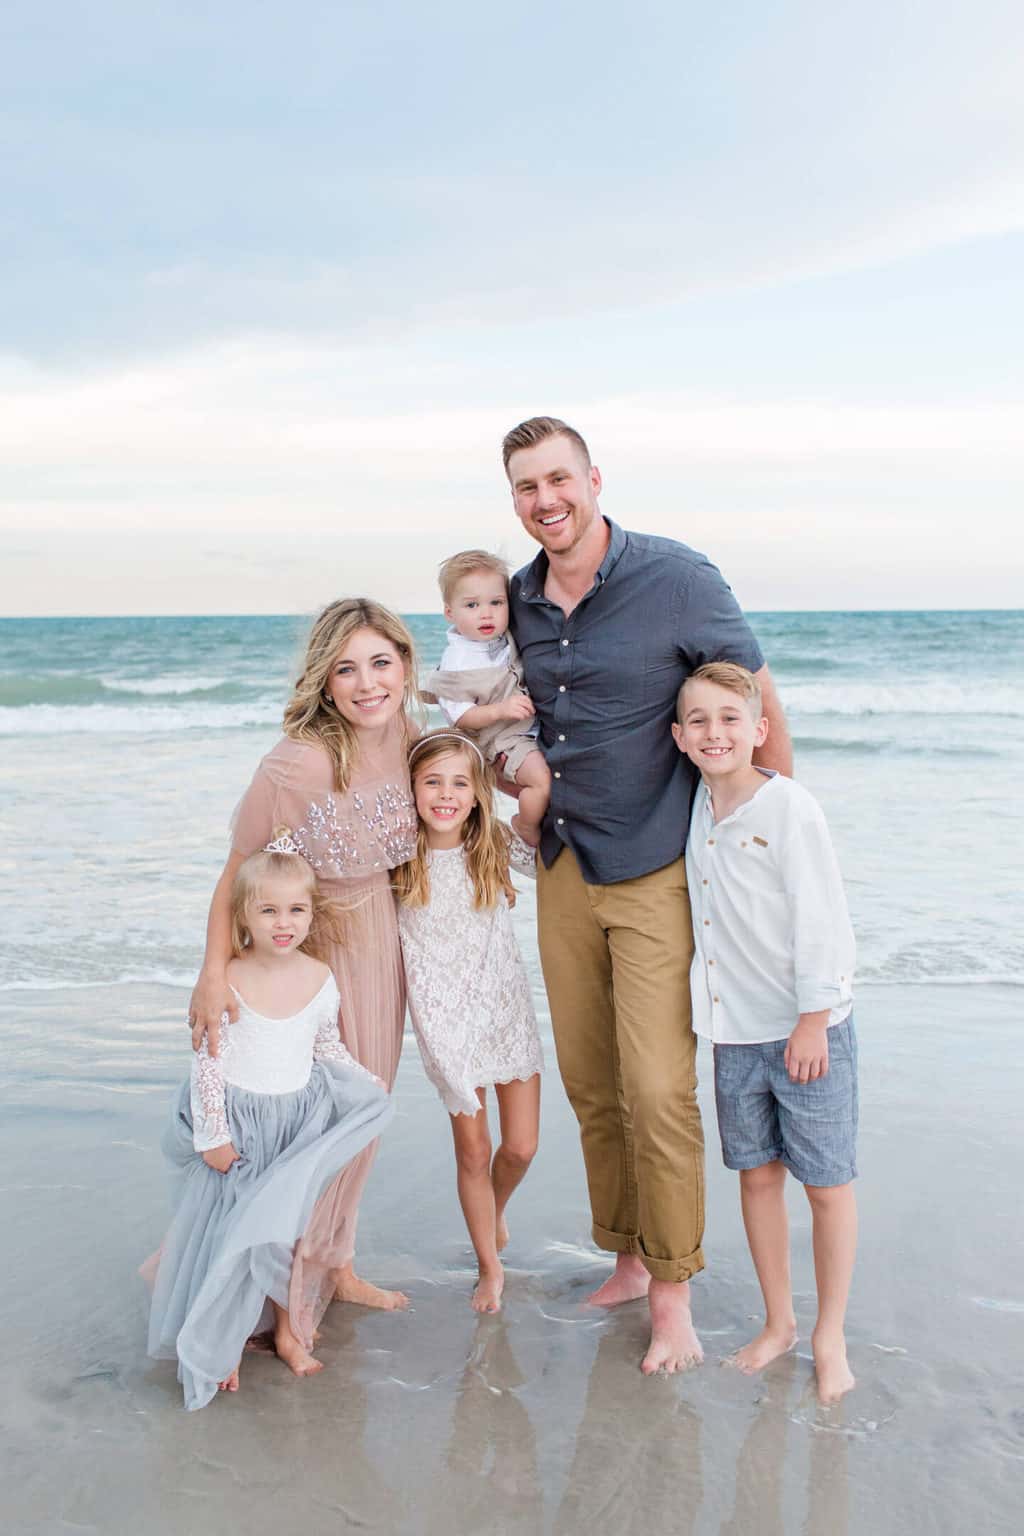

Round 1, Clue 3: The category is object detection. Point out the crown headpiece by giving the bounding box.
[408,730,486,768]
[263,830,303,855]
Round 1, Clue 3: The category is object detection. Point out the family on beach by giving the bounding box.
[144,416,859,1415]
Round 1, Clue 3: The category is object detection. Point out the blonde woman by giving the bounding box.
[189,598,419,1312]
[395,729,542,1314]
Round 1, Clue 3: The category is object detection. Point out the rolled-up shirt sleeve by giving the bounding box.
[777,803,856,1014]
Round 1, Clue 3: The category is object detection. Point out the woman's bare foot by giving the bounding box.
[496,1213,510,1252]
[333,1268,410,1311]
[274,1325,324,1379]
[586,1253,651,1308]
[472,1265,504,1314]
[641,1279,704,1375]
[726,1322,798,1374]
[217,1366,240,1393]
[813,1330,855,1404]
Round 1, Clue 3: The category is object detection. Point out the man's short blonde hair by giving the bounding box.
[501,416,592,475]
[677,661,763,724]
[438,549,510,606]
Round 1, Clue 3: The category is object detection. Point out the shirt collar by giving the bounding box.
[518,518,628,602]
[444,624,508,662]
[698,768,778,828]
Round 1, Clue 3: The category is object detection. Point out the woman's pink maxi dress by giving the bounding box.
[230,718,417,1327]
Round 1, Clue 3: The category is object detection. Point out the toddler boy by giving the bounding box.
[421,550,551,845]
[672,661,858,1404]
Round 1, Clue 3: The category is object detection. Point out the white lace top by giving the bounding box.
[190,975,379,1151]
[397,839,543,1117]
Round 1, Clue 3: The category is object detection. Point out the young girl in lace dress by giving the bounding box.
[147,836,391,1411]
[395,729,543,1314]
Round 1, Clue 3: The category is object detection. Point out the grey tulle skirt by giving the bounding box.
[146,1063,393,1411]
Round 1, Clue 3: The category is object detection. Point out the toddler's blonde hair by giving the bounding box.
[438,550,510,607]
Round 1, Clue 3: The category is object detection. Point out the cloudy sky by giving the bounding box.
[2,0,1021,615]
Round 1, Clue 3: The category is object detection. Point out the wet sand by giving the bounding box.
[2,982,1022,1534]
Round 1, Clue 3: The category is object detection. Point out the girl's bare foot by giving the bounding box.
[496,1213,510,1252]
[333,1270,410,1311]
[641,1279,704,1375]
[813,1331,855,1404]
[217,1366,240,1393]
[726,1322,798,1374]
[587,1253,651,1308]
[472,1265,504,1314]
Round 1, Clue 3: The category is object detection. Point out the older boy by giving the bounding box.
[673,662,858,1404]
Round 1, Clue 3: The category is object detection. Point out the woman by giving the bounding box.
[189,597,420,1312]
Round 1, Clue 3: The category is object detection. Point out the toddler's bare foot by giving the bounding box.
[725,1322,798,1374]
[333,1269,410,1311]
[217,1366,240,1393]
[472,1265,504,1314]
[496,1214,510,1252]
[511,813,541,848]
[641,1279,704,1376]
[274,1325,324,1379]
[587,1254,651,1308]
[813,1331,855,1404]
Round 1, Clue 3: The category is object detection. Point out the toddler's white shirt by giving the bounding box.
[435,627,517,725]
[686,770,855,1045]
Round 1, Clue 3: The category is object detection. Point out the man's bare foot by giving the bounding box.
[472,1265,504,1314]
[274,1326,324,1379]
[641,1279,704,1375]
[218,1366,240,1393]
[725,1322,798,1374]
[813,1331,855,1404]
[586,1253,651,1308]
[511,813,541,848]
[496,1213,510,1252]
[333,1270,410,1311]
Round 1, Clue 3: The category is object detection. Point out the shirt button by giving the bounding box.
[558,684,566,692]
[704,920,710,926]
[708,959,715,966]
[558,733,566,742]
[713,996,720,1004]
[561,639,569,647]
[702,879,708,886]
[556,817,565,825]
[553,771,561,779]
[707,838,715,846]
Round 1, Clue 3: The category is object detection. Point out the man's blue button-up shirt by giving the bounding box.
[510,519,764,885]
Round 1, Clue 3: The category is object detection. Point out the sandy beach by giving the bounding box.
[2,979,1021,1535]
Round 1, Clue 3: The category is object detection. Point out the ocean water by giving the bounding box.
[1,609,1022,995]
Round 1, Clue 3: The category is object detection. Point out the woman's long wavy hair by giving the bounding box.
[394,731,515,912]
[282,598,421,792]
[230,832,347,961]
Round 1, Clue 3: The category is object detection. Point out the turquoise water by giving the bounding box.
[2,610,1022,992]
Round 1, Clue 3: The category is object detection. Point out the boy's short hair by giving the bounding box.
[501,416,592,474]
[438,550,510,606]
[677,661,763,724]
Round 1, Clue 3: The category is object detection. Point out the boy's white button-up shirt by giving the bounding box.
[686,771,855,1045]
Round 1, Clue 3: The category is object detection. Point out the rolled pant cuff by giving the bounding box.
[592,1222,641,1256]
[640,1246,705,1283]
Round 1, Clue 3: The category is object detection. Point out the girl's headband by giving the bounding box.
[408,731,486,769]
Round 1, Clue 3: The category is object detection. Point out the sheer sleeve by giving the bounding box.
[312,982,383,1086]
[507,826,538,880]
[190,1021,233,1151]
[230,759,280,857]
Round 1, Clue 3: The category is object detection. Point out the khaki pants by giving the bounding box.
[537,849,705,1283]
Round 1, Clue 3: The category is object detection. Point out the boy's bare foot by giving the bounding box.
[641,1279,704,1376]
[496,1213,510,1252]
[217,1366,240,1393]
[333,1270,410,1311]
[726,1322,798,1374]
[587,1253,651,1308]
[813,1331,855,1404]
[274,1326,324,1379]
[472,1265,504,1314]
[510,813,541,848]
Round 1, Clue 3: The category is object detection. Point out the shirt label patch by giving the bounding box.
[752,835,769,847]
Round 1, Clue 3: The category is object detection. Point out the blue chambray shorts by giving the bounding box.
[713,1015,858,1187]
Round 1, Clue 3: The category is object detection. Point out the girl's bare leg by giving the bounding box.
[491,1074,540,1251]
[728,1160,798,1372]
[451,1096,504,1312]
[805,1181,857,1403]
[271,1301,324,1378]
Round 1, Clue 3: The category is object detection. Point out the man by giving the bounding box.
[504,416,792,1374]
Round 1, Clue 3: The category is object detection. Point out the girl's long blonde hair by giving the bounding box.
[282,598,421,792]
[394,731,515,912]
[230,832,346,961]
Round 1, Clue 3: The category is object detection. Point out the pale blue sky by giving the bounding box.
[2,1,1021,613]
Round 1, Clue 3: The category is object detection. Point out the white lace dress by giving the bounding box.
[398,844,543,1116]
